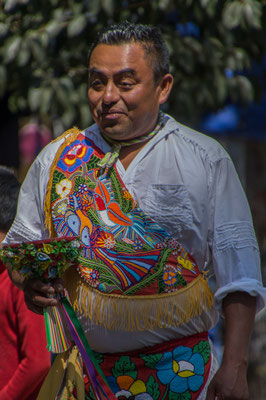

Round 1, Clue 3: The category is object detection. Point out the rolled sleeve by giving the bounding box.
[209,157,266,312]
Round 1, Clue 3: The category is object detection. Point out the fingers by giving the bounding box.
[23,279,62,314]
[52,278,64,294]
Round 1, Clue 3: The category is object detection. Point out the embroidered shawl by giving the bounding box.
[44,128,213,331]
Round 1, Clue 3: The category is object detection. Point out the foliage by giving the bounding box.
[0,0,266,134]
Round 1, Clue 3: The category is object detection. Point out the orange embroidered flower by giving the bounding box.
[163,270,177,286]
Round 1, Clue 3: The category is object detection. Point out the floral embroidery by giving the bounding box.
[107,375,153,400]
[95,232,116,249]
[162,264,178,286]
[123,190,133,201]
[155,346,205,394]
[78,183,89,194]
[81,268,100,287]
[107,356,155,400]
[90,269,100,282]
[57,138,93,173]
[56,200,68,215]
[56,179,72,199]
[133,239,143,250]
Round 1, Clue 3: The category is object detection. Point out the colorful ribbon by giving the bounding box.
[44,305,71,353]
[60,295,117,400]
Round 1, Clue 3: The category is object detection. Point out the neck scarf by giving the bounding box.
[97,111,165,170]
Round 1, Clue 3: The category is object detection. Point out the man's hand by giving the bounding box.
[8,267,65,314]
[23,278,64,314]
[206,359,249,399]
[206,291,256,400]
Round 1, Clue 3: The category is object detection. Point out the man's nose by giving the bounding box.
[102,81,119,105]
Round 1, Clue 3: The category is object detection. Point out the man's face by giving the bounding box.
[88,43,172,141]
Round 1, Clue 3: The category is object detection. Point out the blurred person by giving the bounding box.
[19,121,52,181]
[0,166,50,399]
[3,22,266,400]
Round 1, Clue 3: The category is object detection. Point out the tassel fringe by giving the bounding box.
[64,268,213,332]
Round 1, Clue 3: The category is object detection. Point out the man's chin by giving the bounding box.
[99,123,126,140]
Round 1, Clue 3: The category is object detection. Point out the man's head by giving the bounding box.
[0,166,20,243]
[88,21,170,84]
[88,22,173,141]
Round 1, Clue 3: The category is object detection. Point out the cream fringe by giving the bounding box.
[64,268,213,332]
[44,127,81,236]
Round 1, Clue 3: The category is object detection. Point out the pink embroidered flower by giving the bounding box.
[95,232,116,249]
[104,237,116,249]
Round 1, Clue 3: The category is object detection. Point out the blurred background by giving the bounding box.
[0,1,266,397]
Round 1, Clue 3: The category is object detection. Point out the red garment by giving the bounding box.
[0,263,50,400]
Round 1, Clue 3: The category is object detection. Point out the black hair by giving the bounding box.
[0,166,20,232]
[88,21,170,82]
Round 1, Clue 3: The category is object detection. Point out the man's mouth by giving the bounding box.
[100,110,125,119]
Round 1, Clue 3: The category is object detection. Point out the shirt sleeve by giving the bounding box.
[3,148,55,245]
[208,156,266,313]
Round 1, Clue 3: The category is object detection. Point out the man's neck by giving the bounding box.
[119,140,150,170]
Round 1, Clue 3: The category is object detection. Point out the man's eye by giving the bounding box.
[89,80,103,90]
[119,81,134,89]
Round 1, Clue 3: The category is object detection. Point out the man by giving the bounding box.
[4,22,265,399]
[0,166,50,399]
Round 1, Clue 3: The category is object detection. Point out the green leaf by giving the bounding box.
[243,1,262,29]
[235,75,254,103]
[28,87,42,112]
[193,340,210,364]
[222,1,243,29]
[111,356,137,380]
[139,353,162,369]
[18,39,31,66]
[30,38,45,63]
[67,15,87,38]
[0,22,9,39]
[4,36,21,63]
[4,0,18,12]
[169,390,191,400]
[101,0,114,16]
[158,0,172,10]
[146,375,160,400]
[40,86,53,115]
[45,20,65,37]
[88,0,101,15]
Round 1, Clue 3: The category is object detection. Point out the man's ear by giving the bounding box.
[158,73,174,105]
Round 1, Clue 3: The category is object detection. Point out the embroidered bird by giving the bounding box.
[93,180,133,227]
[65,194,92,246]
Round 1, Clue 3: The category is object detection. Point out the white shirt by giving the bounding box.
[4,114,265,352]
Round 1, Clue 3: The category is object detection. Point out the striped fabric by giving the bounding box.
[44,305,71,353]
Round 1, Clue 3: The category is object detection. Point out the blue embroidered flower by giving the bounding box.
[155,346,204,394]
[78,184,88,194]
[57,138,93,173]
[133,239,143,250]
